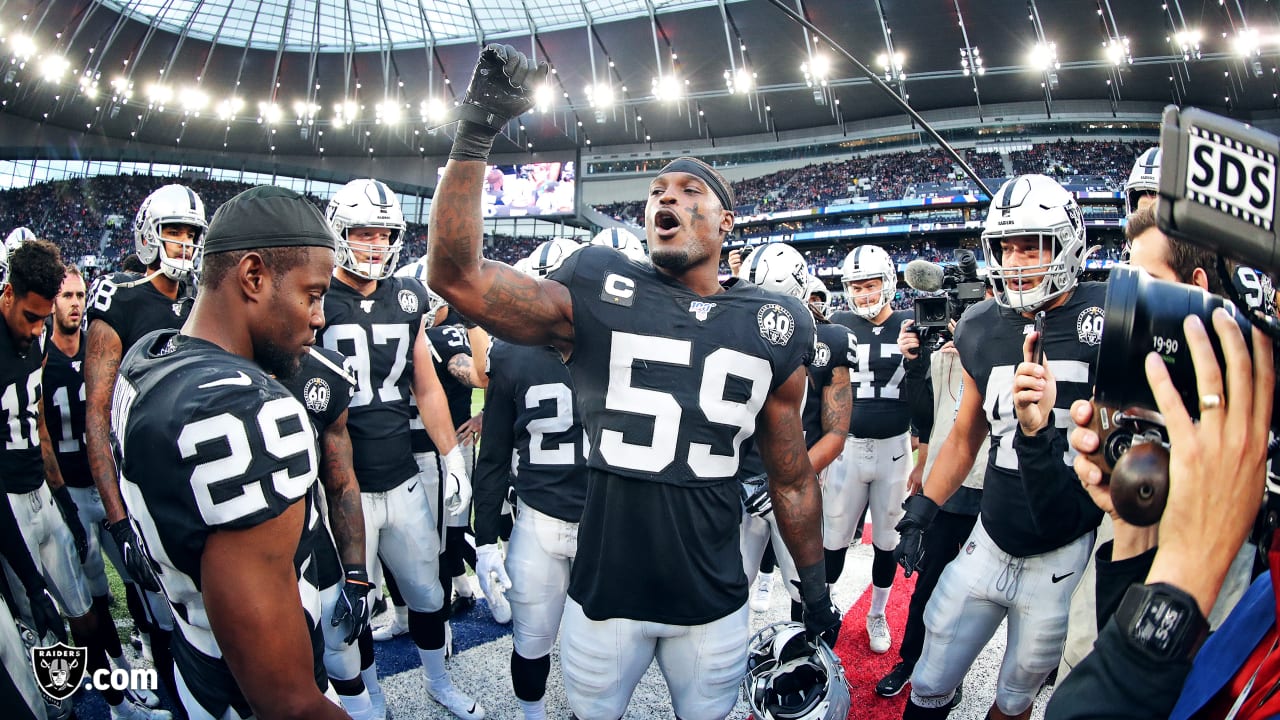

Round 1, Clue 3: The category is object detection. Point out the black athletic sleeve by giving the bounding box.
[473,363,517,547]
[1044,616,1190,720]
[1011,423,1102,541]
[1094,541,1157,630]
[902,352,933,444]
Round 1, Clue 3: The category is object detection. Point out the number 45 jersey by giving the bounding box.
[549,246,815,625]
[112,330,328,717]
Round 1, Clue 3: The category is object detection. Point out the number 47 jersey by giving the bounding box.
[548,246,815,625]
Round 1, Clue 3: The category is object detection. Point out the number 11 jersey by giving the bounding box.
[549,246,814,625]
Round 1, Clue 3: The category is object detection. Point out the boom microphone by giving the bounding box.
[904,259,946,292]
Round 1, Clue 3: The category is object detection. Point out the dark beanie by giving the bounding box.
[203,186,338,255]
[657,157,736,211]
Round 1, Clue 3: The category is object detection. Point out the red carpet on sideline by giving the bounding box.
[832,525,918,720]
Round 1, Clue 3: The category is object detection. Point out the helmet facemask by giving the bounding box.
[327,179,407,281]
[339,227,403,281]
[134,185,208,283]
[982,224,1084,313]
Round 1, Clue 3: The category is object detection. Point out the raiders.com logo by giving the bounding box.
[32,642,87,701]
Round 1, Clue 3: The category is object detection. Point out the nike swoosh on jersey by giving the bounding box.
[1051,572,1075,583]
[407,482,418,493]
[197,371,253,389]
[891,453,905,462]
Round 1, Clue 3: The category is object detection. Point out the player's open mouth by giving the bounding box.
[654,209,681,238]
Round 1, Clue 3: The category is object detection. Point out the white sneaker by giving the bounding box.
[111,698,172,720]
[867,613,891,654]
[750,572,775,612]
[486,573,512,625]
[124,687,161,709]
[444,620,454,658]
[371,613,409,642]
[427,682,485,719]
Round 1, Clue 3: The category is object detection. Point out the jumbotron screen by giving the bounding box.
[438,161,577,217]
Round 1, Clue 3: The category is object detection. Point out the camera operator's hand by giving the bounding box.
[1143,310,1274,615]
[898,319,922,360]
[1013,330,1056,436]
[728,249,743,277]
[1067,399,1160,560]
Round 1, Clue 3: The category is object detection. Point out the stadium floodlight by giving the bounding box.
[1174,28,1202,60]
[180,87,208,113]
[534,83,553,112]
[1029,41,1059,71]
[147,83,173,105]
[652,74,682,101]
[258,101,282,124]
[216,96,243,120]
[78,74,97,98]
[333,99,357,127]
[724,67,754,94]
[801,52,831,87]
[960,46,984,76]
[110,76,133,100]
[10,34,36,60]
[39,54,69,83]
[876,52,905,81]
[420,96,447,123]
[1234,28,1261,58]
[586,82,614,109]
[1105,37,1131,66]
[376,99,401,125]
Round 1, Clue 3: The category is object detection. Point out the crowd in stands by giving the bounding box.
[1010,139,1147,181]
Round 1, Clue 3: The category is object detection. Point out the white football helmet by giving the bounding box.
[526,238,583,279]
[0,239,9,293]
[591,227,647,262]
[805,274,830,315]
[744,622,851,720]
[1124,147,1161,215]
[134,184,207,281]
[739,243,808,301]
[981,174,1087,313]
[392,256,446,318]
[839,244,896,319]
[4,226,35,253]
[512,256,534,276]
[327,178,406,280]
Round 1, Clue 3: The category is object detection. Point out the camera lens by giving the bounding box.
[914,297,949,328]
[1095,266,1253,418]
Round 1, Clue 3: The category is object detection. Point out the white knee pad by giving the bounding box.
[507,502,576,659]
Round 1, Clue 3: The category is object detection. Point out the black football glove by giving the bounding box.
[894,493,940,578]
[27,585,67,643]
[794,560,841,648]
[743,483,773,519]
[50,486,87,565]
[449,44,550,162]
[107,519,161,593]
[331,566,375,645]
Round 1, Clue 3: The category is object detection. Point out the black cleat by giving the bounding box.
[450,594,476,618]
[876,661,912,697]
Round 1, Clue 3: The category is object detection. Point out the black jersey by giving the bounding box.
[0,327,45,494]
[549,247,814,624]
[804,323,856,448]
[408,322,474,454]
[473,340,587,546]
[112,331,328,716]
[955,282,1107,556]
[41,332,90,487]
[85,273,193,351]
[317,275,431,492]
[829,308,912,439]
[278,346,356,433]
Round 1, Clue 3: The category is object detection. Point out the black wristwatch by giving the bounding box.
[1114,582,1209,662]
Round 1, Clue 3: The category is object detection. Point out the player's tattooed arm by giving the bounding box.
[922,367,989,507]
[204,503,349,720]
[36,408,66,491]
[319,409,365,568]
[428,161,574,353]
[84,320,128,523]
[808,366,851,474]
[760,365,825,569]
[446,353,482,388]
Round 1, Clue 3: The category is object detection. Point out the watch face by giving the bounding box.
[1136,594,1191,656]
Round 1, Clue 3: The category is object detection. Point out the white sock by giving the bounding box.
[361,665,383,700]
[419,646,450,689]
[393,605,408,626]
[338,688,375,720]
[757,571,775,586]
[519,697,548,720]
[453,575,475,598]
[870,585,892,617]
[111,652,132,671]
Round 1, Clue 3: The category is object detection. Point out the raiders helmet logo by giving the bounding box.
[303,377,331,413]
[31,642,87,701]
[398,289,419,315]
[757,303,795,346]
[1076,306,1104,347]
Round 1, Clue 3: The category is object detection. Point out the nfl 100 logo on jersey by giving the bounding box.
[757,304,795,345]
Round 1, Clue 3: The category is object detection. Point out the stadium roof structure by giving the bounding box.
[2,0,1280,159]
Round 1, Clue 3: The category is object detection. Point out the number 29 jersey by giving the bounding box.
[549,246,815,624]
[316,275,431,492]
[112,331,327,717]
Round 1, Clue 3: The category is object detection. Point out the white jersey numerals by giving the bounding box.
[178,397,316,526]
[524,382,575,466]
[88,276,119,315]
[599,331,771,478]
[851,342,905,400]
[983,360,1092,471]
[324,323,412,408]
[1,369,41,450]
[51,384,85,452]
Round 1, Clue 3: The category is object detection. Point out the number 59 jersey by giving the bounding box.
[316,275,432,492]
[549,246,815,624]
[112,331,328,716]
